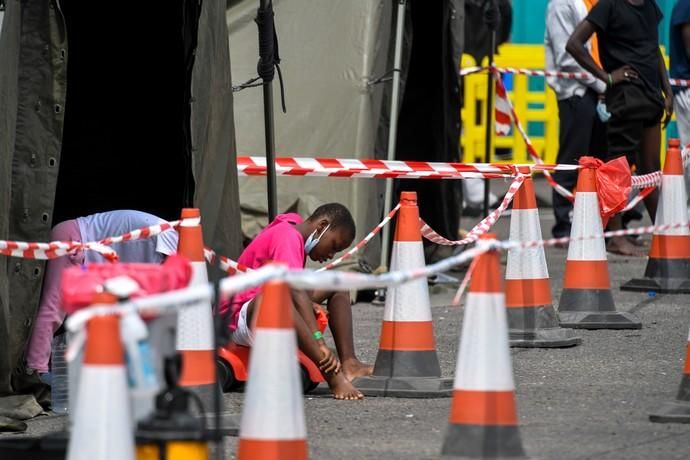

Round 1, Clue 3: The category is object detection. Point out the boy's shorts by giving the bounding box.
[231,300,329,348]
[233,300,254,347]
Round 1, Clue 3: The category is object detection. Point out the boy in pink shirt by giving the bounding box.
[220,203,372,400]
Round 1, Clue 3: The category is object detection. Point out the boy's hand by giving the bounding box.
[663,94,674,128]
[318,343,341,374]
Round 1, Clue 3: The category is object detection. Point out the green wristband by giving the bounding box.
[313,331,324,341]
[607,73,613,88]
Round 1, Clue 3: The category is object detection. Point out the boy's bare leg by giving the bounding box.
[311,290,373,382]
[246,296,363,400]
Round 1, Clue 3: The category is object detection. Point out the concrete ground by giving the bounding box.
[4,179,690,459]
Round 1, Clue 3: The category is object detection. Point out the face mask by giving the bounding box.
[304,224,330,255]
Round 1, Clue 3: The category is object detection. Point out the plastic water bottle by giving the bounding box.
[50,334,69,414]
[121,312,160,422]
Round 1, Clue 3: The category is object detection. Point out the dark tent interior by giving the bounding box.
[53,1,199,225]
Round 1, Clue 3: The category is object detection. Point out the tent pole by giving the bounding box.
[263,81,278,221]
[379,0,406,272]
[482,28,496,217]
[258,0,278,221]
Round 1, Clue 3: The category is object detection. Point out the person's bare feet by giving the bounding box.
[607,236,646,257]
[341,358,373,382]
[326,372,364,400]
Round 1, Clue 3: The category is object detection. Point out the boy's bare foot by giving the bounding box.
[326,373,364,400]
[341,358,373,382]
[607,236,646,257]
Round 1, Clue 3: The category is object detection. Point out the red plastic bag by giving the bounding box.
[61,255,192,314]
[579,156,631,222]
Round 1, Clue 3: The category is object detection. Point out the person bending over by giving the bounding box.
[25,210,179,384]
[567,0,673,256]
[221,203,373,400]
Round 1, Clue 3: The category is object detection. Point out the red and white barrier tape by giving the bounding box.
[501,219,690,252]
[461,66,690,88]
[317,204,401,272]
[0,219,184,262]
[237,156,577,180]
[421,175,525,246]
[631,171,662,189]
[494,76,575,202]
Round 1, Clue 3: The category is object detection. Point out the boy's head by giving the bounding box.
[304,203,356,263]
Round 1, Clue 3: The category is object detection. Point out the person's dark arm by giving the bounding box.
[566,19,638,86]
[659,47,674,126]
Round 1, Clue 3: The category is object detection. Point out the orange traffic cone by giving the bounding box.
[354,191,452,397]
[506,171,581,347]
[441,233,526,459]
[649,324,690,423]
[622,139,690,293]
[176,208,239,435]
[558,160,641,329]
[67,293,134,460]
[237,280,308,460]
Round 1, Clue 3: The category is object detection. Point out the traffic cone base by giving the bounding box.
[355,192,451,398]
[650,329,690,424]
[508,306,581,347]
[623,255,690,293]
[558,288,640,329]
[623,141,690,294]
[505,178,581,348]
[442,425,526,459]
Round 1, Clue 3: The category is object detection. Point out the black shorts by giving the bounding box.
[605,83,664,160]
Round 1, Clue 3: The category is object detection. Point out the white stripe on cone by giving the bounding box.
[383,241,432,322]
[454,293,515,392]
[240,329,307,440]
[176,261,214,351]
[656,176,690,236]
[506,209,549,280]
[67,366,134,460]
[567,192,607,261]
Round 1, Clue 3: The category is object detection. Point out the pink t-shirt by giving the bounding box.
[223,213,306,330]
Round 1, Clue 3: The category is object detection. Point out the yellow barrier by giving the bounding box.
[460,43,669,165]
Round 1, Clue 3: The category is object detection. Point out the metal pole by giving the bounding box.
[379,0,406,271]
[259,0,278,222]
[482,29,496,217]
[263,82,278,221]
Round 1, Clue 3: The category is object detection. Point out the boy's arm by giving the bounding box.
[659,47,673,127]
[292,288,340,374]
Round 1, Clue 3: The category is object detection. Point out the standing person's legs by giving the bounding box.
[605,85,664,255]
[552,92,598,238]
[25,220,84,375]
[673,90,690,209]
